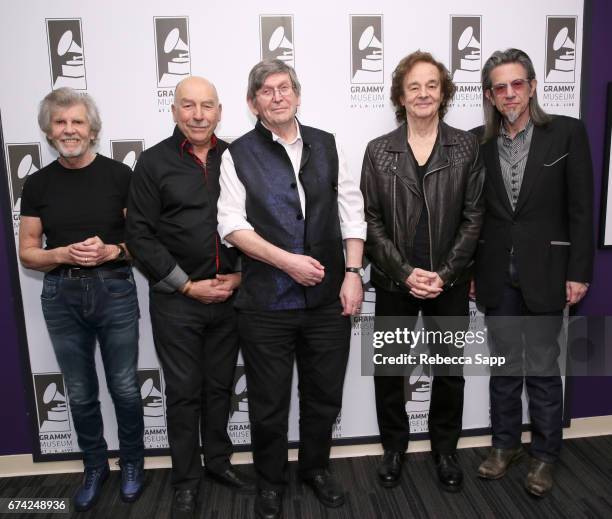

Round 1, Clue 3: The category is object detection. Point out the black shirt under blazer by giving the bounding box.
[474,115,594,313]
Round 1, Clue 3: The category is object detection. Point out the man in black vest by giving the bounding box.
[472,49,594,496]
[127,76,254,519]
[218,59,366,519]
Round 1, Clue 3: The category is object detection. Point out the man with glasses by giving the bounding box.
[218,59,366,519]
[472,48,593,496]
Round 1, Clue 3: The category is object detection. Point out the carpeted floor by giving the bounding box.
[1,435,611,518]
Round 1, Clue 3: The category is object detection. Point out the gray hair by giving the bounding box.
[246,59,301,101]
[38,87,102,147]
[481,48,551,142]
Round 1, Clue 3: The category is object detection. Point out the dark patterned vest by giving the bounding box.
[228,120,344,310]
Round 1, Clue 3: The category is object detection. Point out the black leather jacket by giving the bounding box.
[360,121,485,292]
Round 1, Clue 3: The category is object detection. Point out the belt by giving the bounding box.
[49,266,130,279]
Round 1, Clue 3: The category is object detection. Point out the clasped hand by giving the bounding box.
[405,268,444,299]
[67,236,115,267]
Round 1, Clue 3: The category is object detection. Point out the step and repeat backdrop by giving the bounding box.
[1,0,583,460]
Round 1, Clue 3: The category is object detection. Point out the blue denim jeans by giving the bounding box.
[41,266,144,468]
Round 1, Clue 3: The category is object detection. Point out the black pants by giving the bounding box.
[150,290,239,489]
[373,284,468,454]
[486,259,563,463]
[238,301,350,491]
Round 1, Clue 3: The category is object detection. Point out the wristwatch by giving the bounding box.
[116,244,127,261]
[345,266,365,277]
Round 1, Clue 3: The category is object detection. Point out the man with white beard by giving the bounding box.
[127,76,254,519]
[19,88,144,512]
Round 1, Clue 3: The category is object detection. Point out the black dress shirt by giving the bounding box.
[126,126,238,292]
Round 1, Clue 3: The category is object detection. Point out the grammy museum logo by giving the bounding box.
[542,16,578,110]
[404,364,432,433]
[154,16,191,112]
[138,369,168,449]
[349,15,384,109]
[449,15,483,109]
[33,373,78,454]
[228,363,251,445]
[260,15,294,68]
[110,140,144,170]
[5,142,41,235]
[46,18,87,90]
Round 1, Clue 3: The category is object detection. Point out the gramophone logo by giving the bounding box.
[6,143,41,212]
[260,15,294,68]
[228,364,250,444]
[154,17,191,88]
[405,364,431,433]
[350,15,383,84]
[545,17,577,83]
[332,411,343,439]
[46,19,87,90]
[110,140,144,170]
[361,258,376,315]
[138,369,165,429]
[450,16,481,83]
[33,373,71,433]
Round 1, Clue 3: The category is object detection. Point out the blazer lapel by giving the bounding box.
[484,138,513,216]
[514,124,552,215]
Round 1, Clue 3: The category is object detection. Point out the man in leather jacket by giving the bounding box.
[360,51,485,493]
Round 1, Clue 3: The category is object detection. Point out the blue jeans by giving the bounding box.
[41,266,144,468]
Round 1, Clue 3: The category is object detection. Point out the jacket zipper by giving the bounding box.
[392,175,397,244]
[422,164,448,272]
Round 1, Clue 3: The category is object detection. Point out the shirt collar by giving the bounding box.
[264,118,302,146]
[179,133,217,157]
[500,118,533,141]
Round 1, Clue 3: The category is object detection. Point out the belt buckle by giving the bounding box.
[66,267,85,279]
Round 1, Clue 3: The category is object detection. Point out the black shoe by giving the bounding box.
[303,470,345,508]
[433,453,463,493]
[120,459,145,502]
[171,488,197,519]
[254,489,282,519]
[73,464,110,512]
[377,450,404,488]
[206,466,256,493]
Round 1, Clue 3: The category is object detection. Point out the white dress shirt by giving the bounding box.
[218,120,366,245]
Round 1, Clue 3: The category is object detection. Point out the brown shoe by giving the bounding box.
[477,446,524,479]
[525,458,554,497]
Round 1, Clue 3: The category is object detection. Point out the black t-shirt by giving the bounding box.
[407,144,435,270]
[20,154,131,250]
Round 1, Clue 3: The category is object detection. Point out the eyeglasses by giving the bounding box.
[490,78,531,97]
[257,84,294,100]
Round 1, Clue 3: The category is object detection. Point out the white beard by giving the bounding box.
[56,140,89,159]
[504,109,520,125]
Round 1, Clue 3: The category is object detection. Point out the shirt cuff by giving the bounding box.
[341,220,367,241]
[218,220,255,247]
[152,264,189,293]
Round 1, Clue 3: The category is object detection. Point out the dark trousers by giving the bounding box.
[373,284,468,454]
[486,259,563,463]
[238,301,350,491]
[149,291,239,489]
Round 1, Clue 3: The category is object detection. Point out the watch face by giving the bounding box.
[359,268,365,277]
